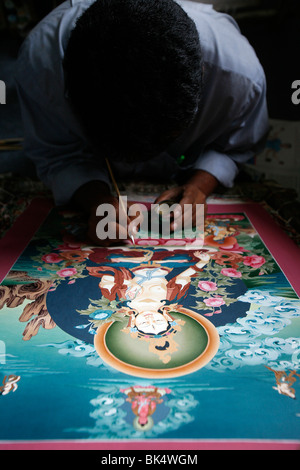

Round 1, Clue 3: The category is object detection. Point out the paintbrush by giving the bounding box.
[105,158,135,245]
[0,138,24,151]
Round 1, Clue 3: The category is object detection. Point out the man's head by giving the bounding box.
[64,0,202,162]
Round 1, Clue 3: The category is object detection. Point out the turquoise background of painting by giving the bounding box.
[0,208,300,442]
[1,302,300,441]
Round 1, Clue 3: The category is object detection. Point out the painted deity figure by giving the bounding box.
[267,367,300,400]
[0,375,20,396]
[87,250,211,364]
[120,385,171,431]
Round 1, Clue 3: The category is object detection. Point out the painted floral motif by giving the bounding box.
[204,297,226,308]
[243,255,266,269]
[41,253,63,264]
[31,236,90,289]
[221,268,242,278]
[198,281,218,292]
[56,268,78,278]
[23,212,283,328]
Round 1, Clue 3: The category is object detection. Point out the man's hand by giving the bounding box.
[155,170,219,232]
[72,181,141,246]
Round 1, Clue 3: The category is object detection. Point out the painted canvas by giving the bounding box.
[0,200,299,449]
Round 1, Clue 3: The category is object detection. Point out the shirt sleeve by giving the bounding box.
[193,76,270,188]
[15,71,111,207]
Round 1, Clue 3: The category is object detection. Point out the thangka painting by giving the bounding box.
[0,200,299,450]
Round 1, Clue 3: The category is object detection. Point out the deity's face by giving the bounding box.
[128,269,170,335]
[135,310,169,335]
[99,268,171,335]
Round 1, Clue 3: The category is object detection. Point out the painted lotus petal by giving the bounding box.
[75,324,90,329]
[89,310,113,320]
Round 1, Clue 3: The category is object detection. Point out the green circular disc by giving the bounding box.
[104,312,209,370]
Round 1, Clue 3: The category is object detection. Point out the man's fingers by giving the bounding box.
[154,187,182,204]
[89,199,145,246]
[171,204,193,232]
[170,191,206,232]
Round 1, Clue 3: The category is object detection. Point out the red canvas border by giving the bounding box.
[0,440,299,451]
[0,198,53,283]
[0,199,299,450]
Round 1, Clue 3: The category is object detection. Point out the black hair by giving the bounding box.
[64,0,203,161]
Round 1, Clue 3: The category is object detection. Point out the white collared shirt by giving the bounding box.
[15,0,269,205]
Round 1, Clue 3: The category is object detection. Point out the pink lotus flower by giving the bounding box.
[221,268,242,278]
[205,309,222,317]
[243,255,266,269]
[204,297,226,307]
[56,268,77,278]
[42,253,63,264]
[198,281,218,292]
